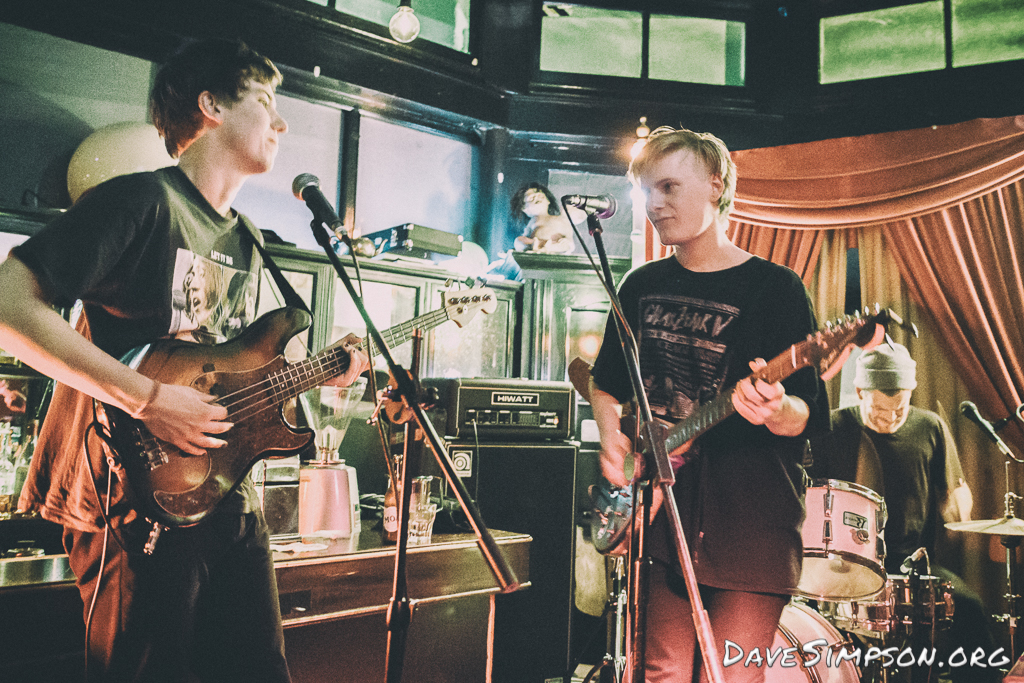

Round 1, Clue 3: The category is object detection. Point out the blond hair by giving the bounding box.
[628,126,736,217]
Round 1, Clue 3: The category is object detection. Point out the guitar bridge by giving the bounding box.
[131,425,169,471]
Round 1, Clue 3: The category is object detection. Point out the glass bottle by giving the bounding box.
[382,474,399,544]
[12,419,37,505]
[0,423,15,517]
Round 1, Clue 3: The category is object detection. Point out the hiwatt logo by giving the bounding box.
[491,391,540,406]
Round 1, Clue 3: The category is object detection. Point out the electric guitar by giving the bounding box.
[104,287,497,527]
[571,307,894,554]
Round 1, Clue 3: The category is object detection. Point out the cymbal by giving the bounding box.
[946,517,1024,535]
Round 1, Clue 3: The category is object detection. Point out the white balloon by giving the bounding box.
[67,122,177,202]
[445,241,490,277]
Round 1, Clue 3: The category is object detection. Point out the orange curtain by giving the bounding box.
[722,115,1024,453]
[730,116,1024,229]
[642,219,826,285]
[727,223,825,286]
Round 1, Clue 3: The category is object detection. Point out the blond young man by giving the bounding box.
[588,127,829,682]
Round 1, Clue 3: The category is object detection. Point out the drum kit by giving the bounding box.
[762,479,954,683]
[577,474,1024,683]
[776,477,1024,683]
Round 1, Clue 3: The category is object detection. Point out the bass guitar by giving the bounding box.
[571,307,893,554]
[104,287,497,528]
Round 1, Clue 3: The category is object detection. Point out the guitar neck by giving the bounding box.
[361,307,453,358]
[661,340,813,454]
[270,306,453,403]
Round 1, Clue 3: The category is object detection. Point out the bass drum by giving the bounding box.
[765,602,860,683]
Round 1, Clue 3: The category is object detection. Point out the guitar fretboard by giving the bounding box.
[660,319,869,456]
[258,301,479,408]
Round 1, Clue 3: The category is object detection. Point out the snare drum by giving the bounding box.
[821,574,954,641]
[820,582,894,637]
[888,574,954,633]
[797,480,888,601]
[766,602,860,683]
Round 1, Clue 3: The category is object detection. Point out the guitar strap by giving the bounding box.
[241,227,313,316]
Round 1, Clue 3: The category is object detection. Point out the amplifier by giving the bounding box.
[364,223,463,259]
[423,378,576,441]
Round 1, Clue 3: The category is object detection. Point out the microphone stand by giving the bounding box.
[303,220,521,683]
[576,209,725,683]
[384,330,426,683]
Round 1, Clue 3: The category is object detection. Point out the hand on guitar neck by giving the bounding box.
[588,358,798,556]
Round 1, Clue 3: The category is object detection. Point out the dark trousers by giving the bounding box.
[64,508,290,683]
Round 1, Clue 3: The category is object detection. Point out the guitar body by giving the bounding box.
[107,307,316,527]
[104,286,498,528]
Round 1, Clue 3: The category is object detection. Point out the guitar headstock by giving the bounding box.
[806,305,892,381]
[444,287,498,327]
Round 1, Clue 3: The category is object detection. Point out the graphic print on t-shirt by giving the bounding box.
[168,248,258,344]
[638,294,739,426]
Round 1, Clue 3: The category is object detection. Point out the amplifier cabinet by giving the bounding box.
[440,440,578,683]
[423,377,576,442]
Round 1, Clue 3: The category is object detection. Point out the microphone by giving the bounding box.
[292,173,347,242]
[562,194,617,219]
[900,547,928,574]
[961,401,1013,457]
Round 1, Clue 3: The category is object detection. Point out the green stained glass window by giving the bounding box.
[820,2,946,83]
[539,6,643,78]
[649,14,745,86]
[952,0,1024,67]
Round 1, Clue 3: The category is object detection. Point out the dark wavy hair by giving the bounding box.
[509,183,562,219]
[149,38,282,157]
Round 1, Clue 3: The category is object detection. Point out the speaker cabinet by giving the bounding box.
[441,440,578,683]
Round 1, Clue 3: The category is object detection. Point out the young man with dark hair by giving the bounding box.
[588,126,829,682]
[0,38,368,682]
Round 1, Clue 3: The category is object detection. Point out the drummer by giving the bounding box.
[808,342,999,683]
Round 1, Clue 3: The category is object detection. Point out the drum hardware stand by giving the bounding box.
[993,481,1024,661]
[572,555,629,683]
[905,564,939,683]
[947,404,1024,663]
[563,203,727,683]
[999,529,1022,662]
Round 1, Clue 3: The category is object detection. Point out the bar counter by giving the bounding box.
[0,526,532,683]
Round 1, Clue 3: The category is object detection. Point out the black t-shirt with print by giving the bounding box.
[591,255,829,594]
[14,167,263,532]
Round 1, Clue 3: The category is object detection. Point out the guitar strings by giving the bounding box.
[132,298,490,455]
[192,300,486,429]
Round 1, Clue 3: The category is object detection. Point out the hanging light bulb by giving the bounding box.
[630,117,651,159]
[389,0,421,43]
[636,116,651,139]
